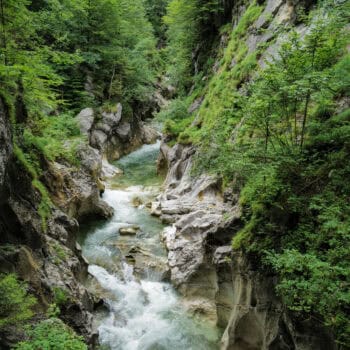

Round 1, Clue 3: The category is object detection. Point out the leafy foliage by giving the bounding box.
[0,274,36,329]
[163,0,225,91]
[15,318,87,350]
[228,6,350,346]
[163,0,350,345]
[0,0,160,228]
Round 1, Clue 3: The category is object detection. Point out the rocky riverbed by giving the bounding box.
[78,141,221,349]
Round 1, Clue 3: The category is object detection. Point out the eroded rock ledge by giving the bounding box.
[154,142,335,350]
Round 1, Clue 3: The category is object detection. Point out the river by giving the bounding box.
[78,141,220,350]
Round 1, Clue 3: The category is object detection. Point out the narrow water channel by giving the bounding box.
[78,141,220,350]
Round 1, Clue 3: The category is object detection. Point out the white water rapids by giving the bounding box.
[79,142,220,350]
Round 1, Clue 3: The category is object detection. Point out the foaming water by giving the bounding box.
[80,142,220,350]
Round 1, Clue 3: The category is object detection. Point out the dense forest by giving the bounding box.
[0,0,349,349]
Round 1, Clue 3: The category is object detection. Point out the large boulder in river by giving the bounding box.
[90,104,123,150]
[119,225,140,236]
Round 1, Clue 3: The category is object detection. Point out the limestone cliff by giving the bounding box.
[155,0,339,348]
[155,142,336,350]
[0,98,110,348]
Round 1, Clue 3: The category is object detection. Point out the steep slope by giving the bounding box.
[0,97,111,348]
[157,0,349,348]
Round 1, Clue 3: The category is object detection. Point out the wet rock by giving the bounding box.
[101,159,123,180]
[150,201,162,216]
[131,196,143,207]
[119,225,140,235]
[127,246,170,281]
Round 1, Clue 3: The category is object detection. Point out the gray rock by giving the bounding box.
[76,108,94,135]
[213,246,232,264]
[119,225,140,235]
[76,144,102,179]
[90,129,108,150]
[141,123,159,144]
[255,0,284,29]
[101,159,123,179]
[115,122,131,140]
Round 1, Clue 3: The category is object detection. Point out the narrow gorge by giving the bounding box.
[0,0,349,349]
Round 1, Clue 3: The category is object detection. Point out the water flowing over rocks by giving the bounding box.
[79,143,220,349]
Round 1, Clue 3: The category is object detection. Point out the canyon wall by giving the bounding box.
[154,142,336,350]
[154,0,339,348]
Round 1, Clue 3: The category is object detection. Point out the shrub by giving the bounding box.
[0,274,36,329]
[15,318,87,350]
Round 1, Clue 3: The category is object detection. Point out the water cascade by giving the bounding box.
[79,141,220,350]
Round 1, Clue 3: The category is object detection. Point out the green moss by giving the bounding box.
[232,227,251,250]
[234,1,263,37]
[12,111,83,230]
[52,242,68,262]
[163,2,263,173]
[13,144,38,179]
[52,287,70,306]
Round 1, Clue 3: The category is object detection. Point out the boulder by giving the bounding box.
[119,225,140,235]
[90,129,108,150]
[115,122,131,140]
[141,123,159,144]
[76,143,102,179]
[76,108,94,135]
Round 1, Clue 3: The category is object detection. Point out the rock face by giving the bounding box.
[156,141,335,349]
[76,103,159,161]
[0,98,98,348]
[44,143,113,222]
[154,143,240,324]
[220,253,336,350]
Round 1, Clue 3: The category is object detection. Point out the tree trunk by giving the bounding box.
[108,66,116,100]
[300,92,310,151]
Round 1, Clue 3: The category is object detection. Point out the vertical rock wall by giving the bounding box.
[155,141,336,349]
